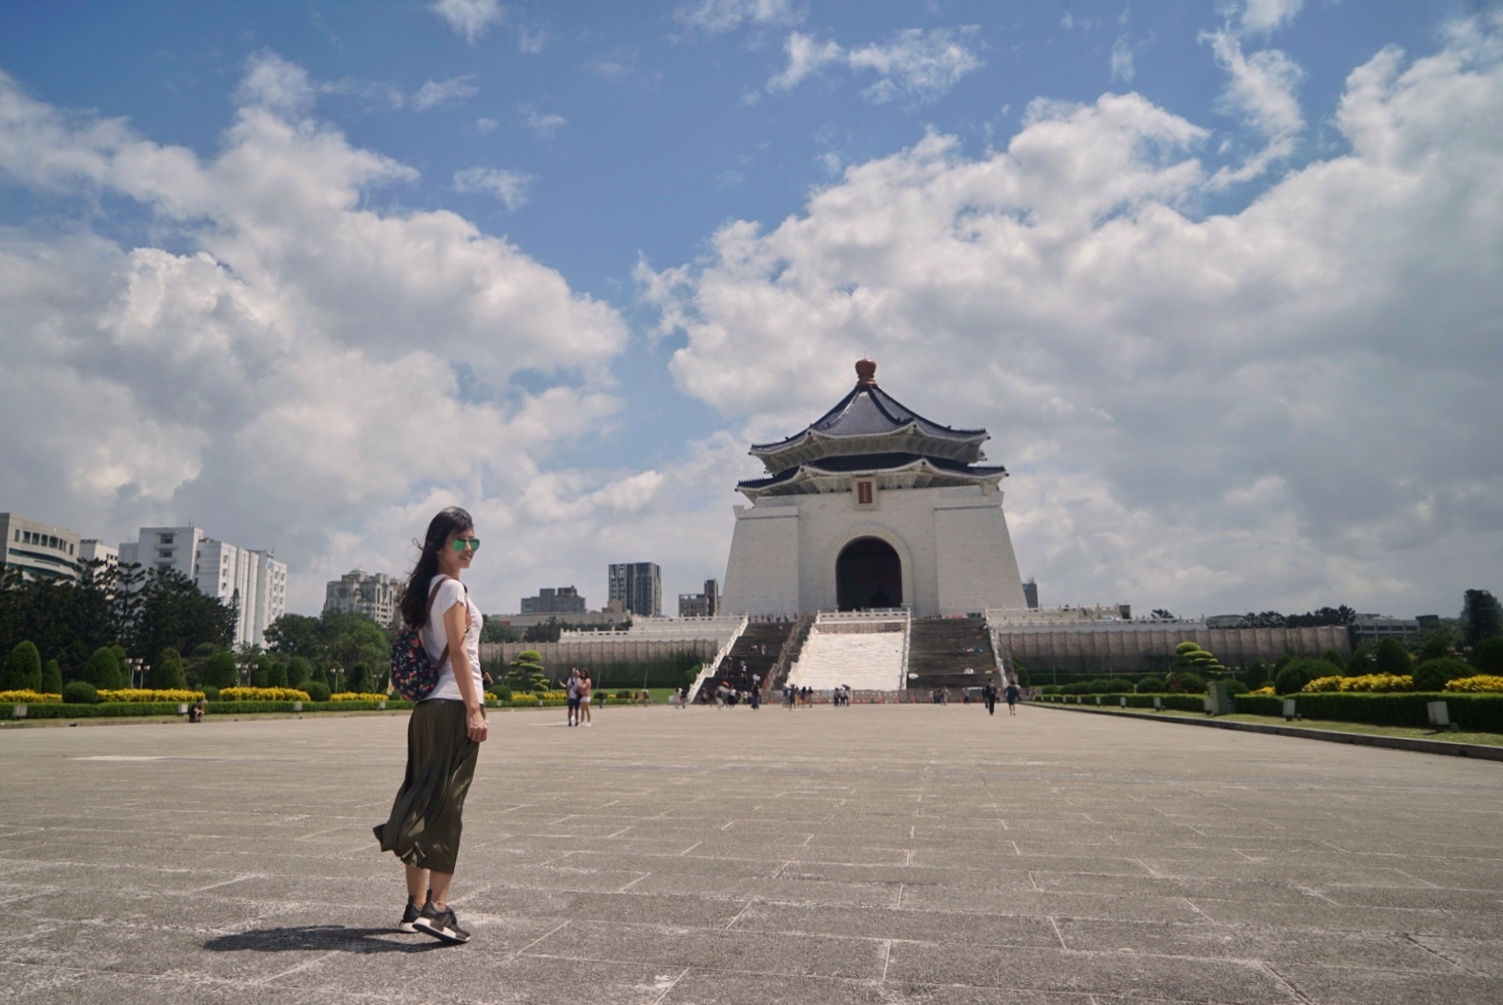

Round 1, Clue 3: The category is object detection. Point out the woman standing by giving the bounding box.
[375,507,487,944]
[577,669,592,726]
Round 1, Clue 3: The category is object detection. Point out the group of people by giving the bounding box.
[564,668,593,727]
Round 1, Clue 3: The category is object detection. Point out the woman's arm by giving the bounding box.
[443,599,488,743]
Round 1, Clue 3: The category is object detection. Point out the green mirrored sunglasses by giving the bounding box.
[450,538,481,552]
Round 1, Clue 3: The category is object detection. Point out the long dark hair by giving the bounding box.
[399,506,474,629]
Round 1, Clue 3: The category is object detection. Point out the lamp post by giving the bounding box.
[330,665,342,694]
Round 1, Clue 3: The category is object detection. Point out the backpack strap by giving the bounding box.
[424,576,453,669]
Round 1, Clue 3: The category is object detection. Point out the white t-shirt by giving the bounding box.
[422,574,483,702]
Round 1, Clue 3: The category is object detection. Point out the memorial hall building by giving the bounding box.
[721,359,1029,618]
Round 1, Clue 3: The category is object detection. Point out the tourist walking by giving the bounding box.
[375,506,486,945]
[1005,681,1020,715]
[578,670,593,726]
[983,682,997,716]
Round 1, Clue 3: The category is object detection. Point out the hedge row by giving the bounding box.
[1037,691,1503,732]
[10,699,413,719]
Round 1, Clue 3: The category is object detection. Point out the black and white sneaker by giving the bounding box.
[399,898,424,933]
[413,904,471,944]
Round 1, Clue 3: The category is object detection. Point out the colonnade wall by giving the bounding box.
[480,638,720,669]
[994,624,1350,675]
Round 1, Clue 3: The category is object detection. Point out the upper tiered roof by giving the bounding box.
[739,360,1007,501]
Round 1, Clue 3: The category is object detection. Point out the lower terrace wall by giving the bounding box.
[481,638,720,670]
[994,624,1350,675]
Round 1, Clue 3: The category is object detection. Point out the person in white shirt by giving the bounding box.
[374,507,487,945]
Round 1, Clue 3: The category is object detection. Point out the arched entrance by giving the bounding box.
[836,537,903,610]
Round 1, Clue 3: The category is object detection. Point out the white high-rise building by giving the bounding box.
[119,525,286,647]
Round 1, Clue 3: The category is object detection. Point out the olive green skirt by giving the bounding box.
[374,699,479,874]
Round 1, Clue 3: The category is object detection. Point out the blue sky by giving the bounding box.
[1,1,1500,620]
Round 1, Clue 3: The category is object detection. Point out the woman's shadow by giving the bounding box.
[204,925,445,954]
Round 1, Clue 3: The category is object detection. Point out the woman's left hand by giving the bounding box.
[466,705,489,743]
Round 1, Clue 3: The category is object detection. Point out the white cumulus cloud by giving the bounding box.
[411,76,479,111]
[674,0,802,36]
[520,103,566,139]
[453,166,533,209]
[430,0,506,43]
[1203,29,1305,186]
[1237,0,1304,34]
[768,26,983,109]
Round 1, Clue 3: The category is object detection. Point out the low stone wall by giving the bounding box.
[481,638,720,668]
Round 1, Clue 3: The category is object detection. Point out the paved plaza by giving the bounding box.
[1,703,1501,1004]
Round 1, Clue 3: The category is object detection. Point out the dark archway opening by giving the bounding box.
[836,537,903,610]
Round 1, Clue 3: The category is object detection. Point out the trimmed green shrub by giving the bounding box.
[286,656,311,687]
[489,685,513,702]
[1135,675,1164,693]
[266,662,288,688]
[1414,656,1472,692]
[1248,692,1503,732]
[85,647,125,690]
[151,655,188,690]
[200,685,220,701]
[302,680,331,702]
[62,681,99,704]
[249,664,269,687]
[201,652,237,689]
[1105,677,1135,693]
[1321,649,1346,672]
[3,641,43,691]
[1274,657,1329,695]
[1165,671,1206,694]
[41,659,63,695]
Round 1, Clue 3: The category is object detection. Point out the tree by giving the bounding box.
[131,567,236,662]
[1172,641,1225,677]
[1417,628,1455,662]
[264,613,324,661]
[1244,659,1272,689]
[509,650,548,693]
[345,663,370,693]
[1462,589,1503,648]
[1346,647,1376,676]
[481,617,522,643]
[522,617,562,643]
[1274,658,1330,695]
[1320,649,1346,672]
[286,656,311,687]
[201,651,238,689]
[266,661,288,687]
[1374,639,1412,677]
[2,641,42,691]
[84,647,125,690]
[41,659,63,694]
[1471,637,1503,676]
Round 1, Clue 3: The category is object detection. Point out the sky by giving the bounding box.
[1,0,1500,621]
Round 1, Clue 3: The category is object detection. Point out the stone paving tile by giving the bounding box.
[1273,963,1503,1005]
[884,944,1300,1003]
[1407,935,1503,976]
[1053,919,1457,971]
[2,705,1501,1004]
[730,902,1061,947]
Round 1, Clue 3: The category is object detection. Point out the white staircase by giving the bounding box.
[786,611,909,692]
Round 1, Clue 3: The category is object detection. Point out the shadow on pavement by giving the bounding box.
[203,925,446,954]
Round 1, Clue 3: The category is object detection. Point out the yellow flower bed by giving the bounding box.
[1443,675,1503,693]
[1249,686,1276,696]
[0,690,62,703]
[1302,674,1412,693]
[219,686,312,702]
[330,692,391,702]
[97,689,206,703]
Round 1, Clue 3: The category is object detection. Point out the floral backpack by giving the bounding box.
[388,577,462,703]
